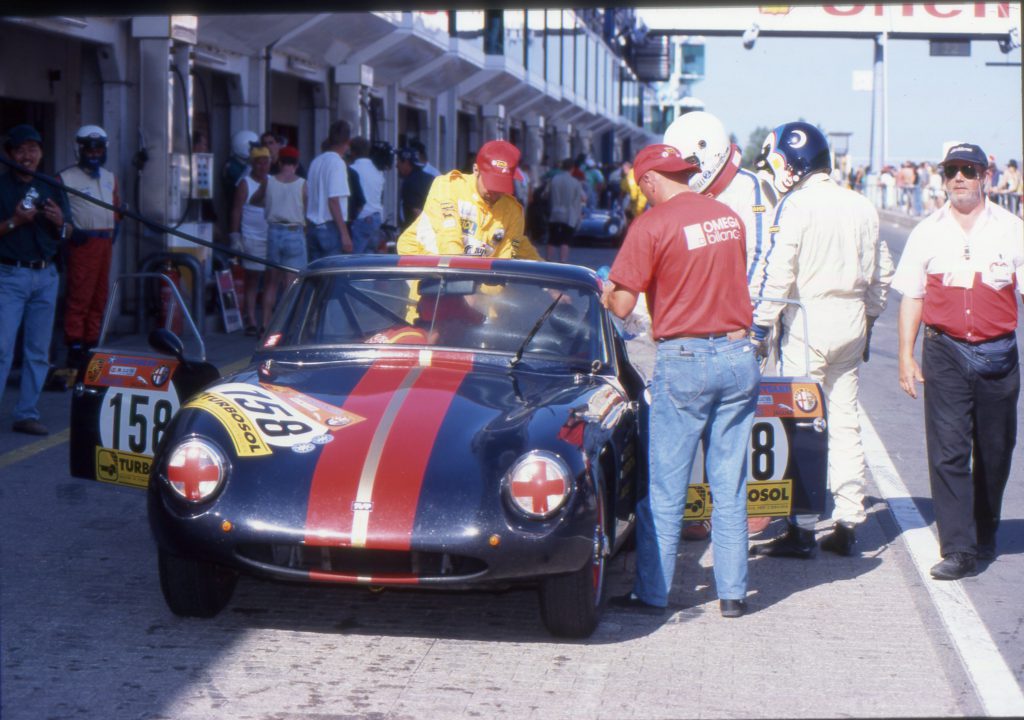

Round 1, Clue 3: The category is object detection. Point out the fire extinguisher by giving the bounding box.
[230,258,246,302]
[158,260,184,335]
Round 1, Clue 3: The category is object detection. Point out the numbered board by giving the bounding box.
[689,377,829,519]
[69,351,218,487]
[184,382,364,456]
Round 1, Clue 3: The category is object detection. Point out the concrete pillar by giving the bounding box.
[482,103,505,142]
[553,123,572,164]
[135,37,173,235]
[334,64,373,139]
[524,113,545,176]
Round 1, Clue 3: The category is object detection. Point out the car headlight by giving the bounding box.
[165,437,227,502]
[502,450,573,519]
[607,223,620,235]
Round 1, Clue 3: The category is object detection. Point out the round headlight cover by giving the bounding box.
[503,450,573,519]
[166,437,227,502]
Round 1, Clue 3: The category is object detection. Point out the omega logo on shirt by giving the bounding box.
[683,215,742,250]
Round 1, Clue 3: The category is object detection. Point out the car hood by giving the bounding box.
[172,351,627,549]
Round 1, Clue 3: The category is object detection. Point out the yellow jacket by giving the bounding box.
[397,170,541,260]
[621,168,647,217]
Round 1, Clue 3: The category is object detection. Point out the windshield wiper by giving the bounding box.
[510,292,564,368]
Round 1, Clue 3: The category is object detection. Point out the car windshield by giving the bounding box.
[262,269,608,365]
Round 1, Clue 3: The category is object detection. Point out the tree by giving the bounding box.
[741,126,772,168]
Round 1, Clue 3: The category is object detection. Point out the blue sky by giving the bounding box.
[690,34,1022,168]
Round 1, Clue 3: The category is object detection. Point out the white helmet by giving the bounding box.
[76,124,108,145]
[75,124,108,166]
[663,111,732,194]
[231,130,259,161]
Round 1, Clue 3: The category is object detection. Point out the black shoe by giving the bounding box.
[244,325,258,337]
[820,522,857,556]
[930,552,977,580]
[608,592,665,612]
[977,543,996,562]
[719,599,747,618]
[12,419,49,436]
[750,525,816,559]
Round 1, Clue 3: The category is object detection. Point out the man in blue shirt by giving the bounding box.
[0,124,71,435]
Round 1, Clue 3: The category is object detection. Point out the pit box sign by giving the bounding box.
[216,269,244,333]
[684,480,794,521]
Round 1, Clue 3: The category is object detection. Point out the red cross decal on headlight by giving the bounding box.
[168,447,221,501]
[511,459,567,514]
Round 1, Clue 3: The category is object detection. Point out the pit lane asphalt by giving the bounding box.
[1,225,1020,718]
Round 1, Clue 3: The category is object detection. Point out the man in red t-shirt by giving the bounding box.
[602,144,759,618]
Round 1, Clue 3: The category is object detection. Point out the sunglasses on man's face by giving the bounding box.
[942,164,980,180]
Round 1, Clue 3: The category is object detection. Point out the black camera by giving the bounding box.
[370,140,395,172]
[20,187,41,211]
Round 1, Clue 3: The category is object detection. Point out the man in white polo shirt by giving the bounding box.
[893,141,1024,580]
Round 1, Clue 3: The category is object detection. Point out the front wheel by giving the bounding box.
[158,549,238,618]
[538,493,608,638]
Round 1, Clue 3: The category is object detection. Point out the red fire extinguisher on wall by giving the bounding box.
[230,258,246,302]
[158,260,184,335]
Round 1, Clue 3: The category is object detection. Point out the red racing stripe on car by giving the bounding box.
[397,256,441,267]
[304,359,416,546]
[362,356,474,550]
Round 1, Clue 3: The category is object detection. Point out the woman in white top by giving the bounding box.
[262,145,307,331]
[229,146,270,334]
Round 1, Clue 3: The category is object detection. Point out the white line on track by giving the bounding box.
[860,405,1024,717]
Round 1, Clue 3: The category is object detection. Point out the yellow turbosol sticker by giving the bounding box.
[184,391,273,457]
[683,479,794,520]
[95,447,152,489]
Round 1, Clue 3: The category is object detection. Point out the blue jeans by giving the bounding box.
[350,212,381,254]
[634,336,760,605]
[0,264,59,422]
[306,222,340,262]
[268,224,308,269]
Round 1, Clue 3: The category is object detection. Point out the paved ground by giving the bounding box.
[2,231,1020,718]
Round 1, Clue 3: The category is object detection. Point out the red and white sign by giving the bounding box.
[640,4,1018,38]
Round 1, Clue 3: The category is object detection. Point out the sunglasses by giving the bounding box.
[942,164,980,180]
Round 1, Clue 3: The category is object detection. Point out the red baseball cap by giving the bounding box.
[278,145,299,160]
[476,140,520,194]
[633,144,698,183]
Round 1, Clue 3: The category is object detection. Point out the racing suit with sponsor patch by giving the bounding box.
[705,147,778,299]
[397,170,541,260]
[752,173,894,528]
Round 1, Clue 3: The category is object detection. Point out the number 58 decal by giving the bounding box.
[99,386,180,456]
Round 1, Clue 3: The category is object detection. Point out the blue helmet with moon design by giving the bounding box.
[755,121,832,195]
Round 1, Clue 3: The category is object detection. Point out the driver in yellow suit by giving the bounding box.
[397,139,541,261]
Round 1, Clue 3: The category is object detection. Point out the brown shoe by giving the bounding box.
[748,516,772,536]
[682,519,711,541]
[12,419,49,436]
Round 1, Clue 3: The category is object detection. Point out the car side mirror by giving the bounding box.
[148,327,186,361]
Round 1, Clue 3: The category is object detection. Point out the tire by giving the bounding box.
[538,489,608,638]
[158,548,238,618]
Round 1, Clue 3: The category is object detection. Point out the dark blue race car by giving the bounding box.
[145,256,646,638]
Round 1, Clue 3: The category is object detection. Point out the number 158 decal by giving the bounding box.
[748,417,790,482]
[99,386,180,456]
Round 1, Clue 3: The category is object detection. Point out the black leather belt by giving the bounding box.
[270,222,304,230]
[0,256,50,269]
[658,329,747,342]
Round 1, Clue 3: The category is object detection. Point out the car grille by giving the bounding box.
[237,543,487,580]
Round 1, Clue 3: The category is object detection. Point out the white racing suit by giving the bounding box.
[753,174,894,528]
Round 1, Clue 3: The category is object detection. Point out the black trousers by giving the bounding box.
[922,329,1020,557]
